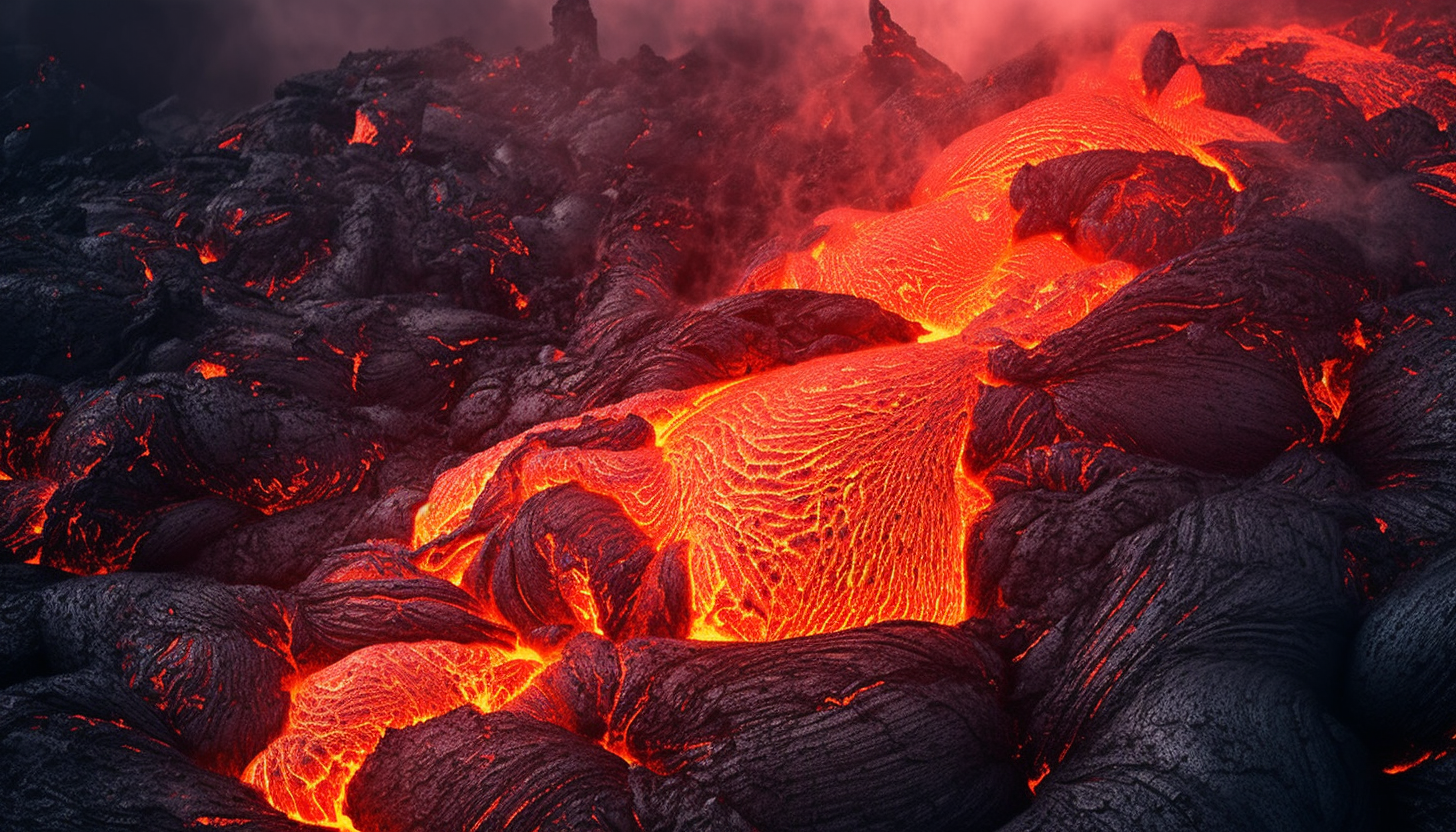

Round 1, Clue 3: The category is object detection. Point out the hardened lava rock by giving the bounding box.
[0,548,513,784]
[0,0,1017,588]
[290,546,514,665]
[0,375,67,480]
[0,680,312,832]
[977,219,1367,476]
[28,571,296,775]
[346,707,638,832]
[968,448,1372,830]
[466,483,692,647]
[1345,552,1456,830]
[1009,149,1237,267]
[347,623,1024,832]
[1338,287,1456,553]
[6,2,1456,831]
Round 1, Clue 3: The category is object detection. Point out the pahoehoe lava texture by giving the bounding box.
[4,1,1456,831]
[349,624,1024,832]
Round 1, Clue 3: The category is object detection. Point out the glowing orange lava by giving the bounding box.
[349,110,380,146]
[250,13,1447,825]
[415,336,995,642]
[741,33,1283,334]
[189,359,230,380]
[408,22,1317,646]
[242,641,540,829]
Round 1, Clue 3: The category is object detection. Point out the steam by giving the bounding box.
[0,0,1354,111]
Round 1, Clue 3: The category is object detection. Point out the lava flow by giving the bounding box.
[6,1,1456,831]
[406,15,1313,648]
[740,21,1281,335]
[414,335,986,643]
[243,641,541,829]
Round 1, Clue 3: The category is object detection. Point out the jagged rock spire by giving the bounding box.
[1142,29,1186,95]
[869,0,915,53]
[865,0,958,83]
[552,0,600,61]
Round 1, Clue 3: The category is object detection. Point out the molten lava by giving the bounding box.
[408,21,1312,647]
[415,336,988,642]
[243,641,541,829]
[741,26,1286,335]
[214,7,1456,831]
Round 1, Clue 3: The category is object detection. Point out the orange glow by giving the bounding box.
[744,82,1271,333]
[243,641,541,829]
[316,10,1456,788]
[209,14,1456,820]
[349,110,380,146]
[1419,160,1456,207]
[740,19,1303,335]
[411,18,1422,646]
[189,360,229,380]
[1028,762,1051,793]
[1382,749,1450,775]
[1192,23,1456,127]
[417,338,990,642]
[1302,356,1353,441]
[506,281,529,312]
[745,181,1139,335]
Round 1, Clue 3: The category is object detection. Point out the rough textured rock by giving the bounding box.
[465,483,690,647]
[346,707,639,832]
[1345,550,1456,767]
[5,2,1456,830]
[1142,29,1186,95]
[1200,52,1379,165]
[968,449,1371,830]
[0,676,310,832]
[291,546,514,666]
[1010,149,1237,267]
[33,573,294,775]
[984,220,1368,475]
[0,564,69,686]
[1339,288,1456,554]
[0,375,68,479]
[1346,543,1456,830]
[508,624,1025,832]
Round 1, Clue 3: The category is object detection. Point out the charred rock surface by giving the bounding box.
[465,483,691,648]
[1141,30,1187,96]
[611,626,1023,832]
[32,572,296,775]
[291,546,514,666]
[1009,149,1237,267]
[980,219,1367,476]
[346,707,637,832]
[498,623,1025,832]
[1199,41,1380,166]
[1339,287,1456,554]
[0,375,68,479]
[1,0,1018,586]
[1345,550,1456,829]
[0,681,312,832]
[969,448,1372,830]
